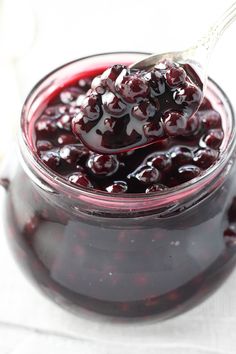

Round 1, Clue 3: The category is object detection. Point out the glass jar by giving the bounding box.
[1,52,236,320]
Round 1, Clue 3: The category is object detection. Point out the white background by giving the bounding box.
[0,0,236,353]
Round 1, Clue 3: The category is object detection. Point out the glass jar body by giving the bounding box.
[2,52,236,319]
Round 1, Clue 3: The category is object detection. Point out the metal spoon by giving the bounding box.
[130,2,236,91]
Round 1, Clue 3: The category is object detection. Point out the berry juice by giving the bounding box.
[2,53,236,319]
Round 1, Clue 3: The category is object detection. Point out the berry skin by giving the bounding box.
[174,84,202,111]
[132,99,158,121]
[106,181,128,193]
[45,104,68,117]
[60,87,82,104]
[103,92,127,116]
[170,147,193,167]
[163,111,187,136]
[184,113,200,135]
[57,134,78,145]
[91,76,106,94]
[101,64,126,92]
[201,110,222,130]
[80,91,102,120]
[200,97,212,110]
[146,153,172,172]
[193,149,218,169]
[144,68,165,96]
[115,72,149,103]
[36,140,53,151]
[145,183,167,193]
[203,129,224,149]
[87,154,119,176]
[143,120,165,138]
[166,66,187,87]
[68,172,92,188]
[40,150,60,170]
[178,164,201,183]
[35,117,57,138]
[78,78,92,91]
[57,114,73,131]
[59,145,87,165]
[130,165,160,185]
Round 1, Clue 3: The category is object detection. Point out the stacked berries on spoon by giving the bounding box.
[35,60,224,194]
[72,60,203,154]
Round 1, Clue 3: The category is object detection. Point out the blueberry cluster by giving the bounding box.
[72,61,203,154]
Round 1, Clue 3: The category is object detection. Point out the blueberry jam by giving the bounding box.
[3,53,236,319]
[34,63,222,194]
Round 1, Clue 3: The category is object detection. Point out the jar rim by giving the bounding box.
[19,51,236,211]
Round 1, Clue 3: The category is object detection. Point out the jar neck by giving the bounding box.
[19,53,236,216]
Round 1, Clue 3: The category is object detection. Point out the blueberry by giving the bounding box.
[193,149,218,169]
[170,147,193,167]
[129,165,160,185]
[177,164,201,183]
[201,110,222,130]
[36,140,53,151]
[60,87,82,104]
[57,114,73,131]
[203,129,224,149]
[68,172,92,188]
[44,104,68,117]
[80,91,102,120]
[145,183,167,193]
[144,68,165,96]
[101,64,126,92]
[146,153,172,172]
[143,120,165,138]
[103,92,127,116]
[87,154,119,176]
[91,76,106,94]
[132,99,158,121]
[106,181,128,193]
[163,111,187,136]
[35,117,57,138]
[40,150,60,170]
[60,145,88,165]
[57,134,78,145]
[174,84,202,110]
[115,72,149,103]
[166,66,186,87]
[199,97,212,110]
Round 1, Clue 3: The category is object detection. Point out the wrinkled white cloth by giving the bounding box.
[0,187,236,354]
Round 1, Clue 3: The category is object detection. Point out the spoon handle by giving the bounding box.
[130,2,236,73]
[196,2,236,56]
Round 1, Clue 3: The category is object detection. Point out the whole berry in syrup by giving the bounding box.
[68,172,93,188]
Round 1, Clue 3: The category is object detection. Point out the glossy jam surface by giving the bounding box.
[34,64,223,194]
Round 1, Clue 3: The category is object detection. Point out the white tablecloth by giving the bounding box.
[1,187,236,354]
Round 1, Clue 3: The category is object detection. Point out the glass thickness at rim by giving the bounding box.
[20,52,236,208]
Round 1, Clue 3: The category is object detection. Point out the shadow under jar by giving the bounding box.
[2,52,236,320]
